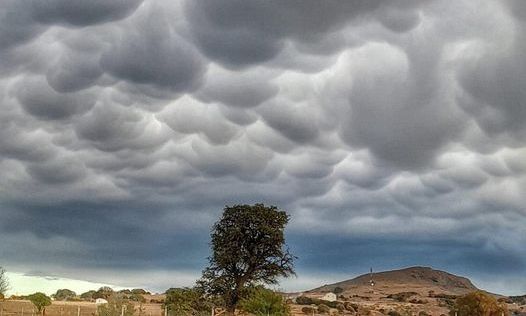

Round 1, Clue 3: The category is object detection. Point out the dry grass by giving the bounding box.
[0,301,163,316]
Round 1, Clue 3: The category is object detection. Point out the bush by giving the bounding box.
[165,287,212,316]
[387,292,418,302]
[450,291,509,316]
[343,302,356,312]
[238,287,290,316]
[333,287,344,294]
[301,306,315,314]
[317,304,330,314]
[418,312,431,316]
[296,296,315,305]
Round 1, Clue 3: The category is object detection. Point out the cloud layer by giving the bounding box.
[1,0,526,295]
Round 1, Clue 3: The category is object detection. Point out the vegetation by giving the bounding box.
[197,204,295,314]
[164,287,212,316]
[317,304,330,314]
[238,287,290,316]
[52,289,77,301]
[0,267,9,296]
[450,291,509,316]
[80,290,96,301]
[295,296,339,308]
[93,286,115,300]
[387,291,418,302]
[97,298,135,316]
[510,295,526,305]
[333,286,344,294]
[27,292,52,314]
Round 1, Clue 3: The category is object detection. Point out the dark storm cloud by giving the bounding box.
[184,0,427,68]
[1,0,526,295]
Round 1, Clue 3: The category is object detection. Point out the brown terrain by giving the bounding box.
[1,267,525,316]
[0,299,165,316]
[289,266,524,315]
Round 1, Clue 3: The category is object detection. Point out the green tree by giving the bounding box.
[27,292,52,315]
[164,288,212,316]
[197,204,295,314]
[450,291,509,316]
[52,289,77,301]
[0,267,9,296]
[80,290,96,301]
[238,287,290,316]
[93,286,114,300]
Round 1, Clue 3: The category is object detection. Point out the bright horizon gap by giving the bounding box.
[5,266,525,297]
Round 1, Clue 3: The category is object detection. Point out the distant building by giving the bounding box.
[95,298,108,305]
[321,292,337,302]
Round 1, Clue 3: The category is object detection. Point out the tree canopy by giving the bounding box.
[28,292,52,313]
[52,289,76,301]
[197,204,295,314]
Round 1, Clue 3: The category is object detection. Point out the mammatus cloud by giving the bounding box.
[0,0,526,295]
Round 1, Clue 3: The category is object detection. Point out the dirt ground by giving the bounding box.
[0,301,164,316]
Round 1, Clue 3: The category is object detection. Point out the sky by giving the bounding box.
[1,0,526,296]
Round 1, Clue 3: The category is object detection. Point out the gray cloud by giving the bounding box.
[0,0,526,296]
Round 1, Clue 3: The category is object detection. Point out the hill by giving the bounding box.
[309,266,478,297]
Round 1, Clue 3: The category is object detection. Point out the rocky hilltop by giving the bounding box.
[311,266,478,296]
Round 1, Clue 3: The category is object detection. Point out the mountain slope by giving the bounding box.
[310,266,478,296]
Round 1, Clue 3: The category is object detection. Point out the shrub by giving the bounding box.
[418,312,431,316]
[296,296,315,305]
[164,287,212,316]
[344,302,358,312]
[317,304,330,314]
[333,287,344,294]
[301,306,315,314]
[238,287,290,316]
[450,291,509,316]
[387,292,418,302]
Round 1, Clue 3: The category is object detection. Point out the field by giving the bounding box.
[0,301,164,316]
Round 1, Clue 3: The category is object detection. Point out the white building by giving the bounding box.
[321,292,337,302]
[95,298,108,305]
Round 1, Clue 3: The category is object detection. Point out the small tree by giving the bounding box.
[238,287,290,316]
[52,289,76,301]
[27,292,52,315]
[80,290,96,301]
[197,204,295,314]
[93,287,114,300]
[450,291,509,316]
[0,267,9,296]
